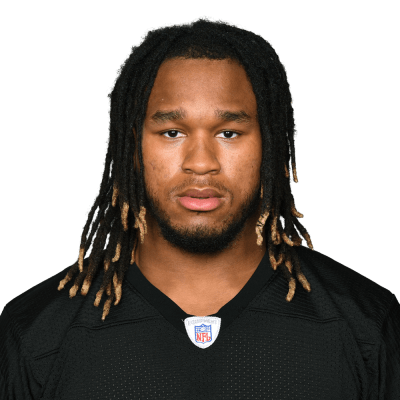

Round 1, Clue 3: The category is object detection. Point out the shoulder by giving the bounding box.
[0,262,88,360]
[294,245,394,308]
[252,245,395,344]
[0,259,156,362]
[293,245,395,337]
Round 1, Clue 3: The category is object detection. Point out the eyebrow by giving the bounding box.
[149,108,252,124]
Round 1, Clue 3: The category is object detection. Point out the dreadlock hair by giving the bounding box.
[58,18,314,320]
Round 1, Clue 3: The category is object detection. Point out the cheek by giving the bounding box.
[144,157,170,190]
[237,159,262,195]
[222,145,262,195]
[142,139,178,192]
[144,158,169,186]
[247,138,263,181]
[226,148,262,198]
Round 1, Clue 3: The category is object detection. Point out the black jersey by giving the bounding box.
[1,245,399,399]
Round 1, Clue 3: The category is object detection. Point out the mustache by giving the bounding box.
[167,178,232,198]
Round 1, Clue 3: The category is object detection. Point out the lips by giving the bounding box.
[179,188,222,198]
[177,188,223,211]
[179,197,221,211]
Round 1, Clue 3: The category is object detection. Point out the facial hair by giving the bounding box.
[144,184,261,255]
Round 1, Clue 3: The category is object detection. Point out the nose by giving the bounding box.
[181,134,221,175]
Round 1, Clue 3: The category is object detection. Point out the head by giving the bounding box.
[58,19,313,320]
[142,57,263,254]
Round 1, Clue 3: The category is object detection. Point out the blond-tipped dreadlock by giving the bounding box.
[256,201,312,303]
[57,19,314,320]
[59,179,148,320]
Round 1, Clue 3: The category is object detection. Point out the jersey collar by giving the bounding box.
[125,250,276,335]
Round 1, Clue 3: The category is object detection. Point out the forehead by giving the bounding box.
[146,57,257,117]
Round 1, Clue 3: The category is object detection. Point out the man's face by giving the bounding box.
[141,57,263,253]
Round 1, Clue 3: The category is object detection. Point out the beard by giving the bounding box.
[144,183,261,255]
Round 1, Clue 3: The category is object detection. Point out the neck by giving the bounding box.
[134,211,266,316]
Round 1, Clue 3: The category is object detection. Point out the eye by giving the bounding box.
[161,129,184,139]
[217,131,240,139]
[161,129,240,139]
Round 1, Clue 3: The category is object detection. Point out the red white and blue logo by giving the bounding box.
[184,316,221,349]
[195,324,212,344]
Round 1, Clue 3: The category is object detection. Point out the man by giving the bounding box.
[1,19,399,399]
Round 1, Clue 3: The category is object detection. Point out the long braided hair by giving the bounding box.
[58,18,313,320]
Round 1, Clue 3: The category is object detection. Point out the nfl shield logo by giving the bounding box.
[195,324,212,343]
[184,316,221,349]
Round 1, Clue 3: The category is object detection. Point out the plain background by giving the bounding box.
[1,1,399,312]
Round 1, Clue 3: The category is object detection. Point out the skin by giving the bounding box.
[136,57,265,316]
